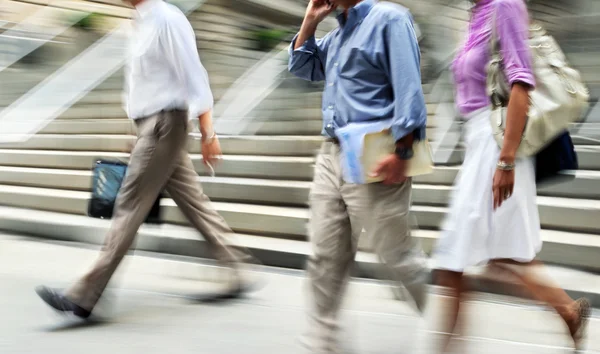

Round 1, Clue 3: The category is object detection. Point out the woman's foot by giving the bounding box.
[568,298,591,352]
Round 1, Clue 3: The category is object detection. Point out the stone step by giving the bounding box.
[195,33,254,51]
[215,120,323,135]
[75,88,232,105]
[0,149,315,179]
[92,73,239,92]
[576,145,600,169]
[1,150,595,199]
[48,102,598,138]
[0,206,598,271]
[12,154,600,203]
[40,119,134,134]
[0,183,597,235]
[76,91,123,105]
[567,52,600,67]
[6,119,322,136]
[56,105,325,121]
[417,166,600,199]
[0,167,310,206]
[0,135,324,156]
[190,3,280,28]
[56,101,440,123]
[2,134,599,167]
[0,185,308,238]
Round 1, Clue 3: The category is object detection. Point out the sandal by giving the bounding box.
[570,298,591,352]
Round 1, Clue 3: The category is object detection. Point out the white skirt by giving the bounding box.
[433,108,542,272]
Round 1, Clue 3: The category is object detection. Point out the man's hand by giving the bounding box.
[201,136,221,167]
[294,0,337,50]
[492,169,515,210]
[198,110,220,166]
[370,154,408,185]
[305,0,337,24]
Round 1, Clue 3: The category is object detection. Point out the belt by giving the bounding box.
[326,137,340,145]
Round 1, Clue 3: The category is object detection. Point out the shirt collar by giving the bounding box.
[336,0,375,28]
[135,0,161,20]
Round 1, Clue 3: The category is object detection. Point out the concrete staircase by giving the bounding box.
[0,0,598,276]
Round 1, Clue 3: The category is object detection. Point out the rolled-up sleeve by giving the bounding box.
[496,0,535,88]
[162,18,214,119]
[383,14,427,141]
[288,32,333,82]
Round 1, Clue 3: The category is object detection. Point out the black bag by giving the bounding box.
[88,160,161,224]
[534,131,578,187]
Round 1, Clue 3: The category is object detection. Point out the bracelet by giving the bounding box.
[496,160,515,171]
[202,131,216,143]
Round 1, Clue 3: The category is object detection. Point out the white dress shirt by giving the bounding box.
[124,0,213,120]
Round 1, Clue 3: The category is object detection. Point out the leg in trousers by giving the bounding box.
[306,144,361,352]
[165,149,254,266]
[66,111,189,311]
[360,180,429,313]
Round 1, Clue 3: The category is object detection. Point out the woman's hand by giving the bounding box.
[492,168,515,210]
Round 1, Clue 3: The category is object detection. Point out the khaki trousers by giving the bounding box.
[307,142,429,346]
[67,110,251,310]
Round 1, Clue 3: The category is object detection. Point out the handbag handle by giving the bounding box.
[488,5,508,107]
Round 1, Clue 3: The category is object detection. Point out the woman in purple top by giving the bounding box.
[430,0,589,351]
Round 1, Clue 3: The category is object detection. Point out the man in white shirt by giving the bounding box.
[34,0,255,318]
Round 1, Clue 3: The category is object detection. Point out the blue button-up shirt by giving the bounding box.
[288,0,427,142]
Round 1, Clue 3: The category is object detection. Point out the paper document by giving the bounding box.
[335,120,434,184]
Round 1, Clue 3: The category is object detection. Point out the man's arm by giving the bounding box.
[288,0,336,82]
[161,15,220,166]
[383,13,427,148]
[162,15,214,136]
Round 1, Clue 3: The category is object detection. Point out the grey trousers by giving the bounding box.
[67,110,251,310]
[307,142,429,346]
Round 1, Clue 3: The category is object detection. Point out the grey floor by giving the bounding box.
[0,234,598,354]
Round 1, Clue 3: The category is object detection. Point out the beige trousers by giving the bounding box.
[307,142,429,345]
[67,110,251,310]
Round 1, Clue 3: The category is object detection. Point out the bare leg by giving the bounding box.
[490,260,580,329]
[435,270,465,352]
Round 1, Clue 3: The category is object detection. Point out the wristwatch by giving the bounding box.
[394,146,414,160]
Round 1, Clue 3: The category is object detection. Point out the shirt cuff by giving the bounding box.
[391,125,426,143]
[289,33,318,56]
[188,98,214,121]
[506,69,536,89]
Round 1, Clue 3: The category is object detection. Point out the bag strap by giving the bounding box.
[489,4,501,63]
[488,3,508,107]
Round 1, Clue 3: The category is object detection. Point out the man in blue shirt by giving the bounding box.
[289,0,429,351]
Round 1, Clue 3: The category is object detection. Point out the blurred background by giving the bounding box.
[0,0,599,353]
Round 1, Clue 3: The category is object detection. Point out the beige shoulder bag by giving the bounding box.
[486,9,589,157]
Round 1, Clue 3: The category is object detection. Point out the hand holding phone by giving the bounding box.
[305,0,337,24]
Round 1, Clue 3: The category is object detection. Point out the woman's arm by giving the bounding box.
[493,82,530,209]
[499,83,530,165]
[492,0,535,209]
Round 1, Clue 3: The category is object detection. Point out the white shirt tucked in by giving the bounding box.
[124,0,213,120]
